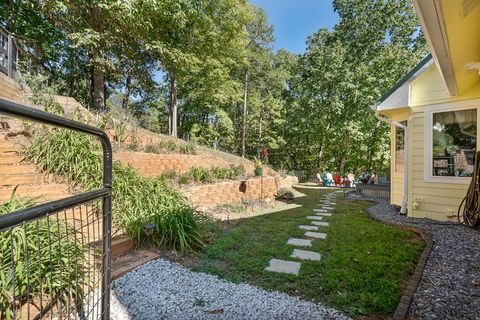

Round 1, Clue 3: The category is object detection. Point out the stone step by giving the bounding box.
[287,238,312,247]
[316,213,332,217]
[265,258,301,275]
[322,206,334,210]
[0,153,22,165]
[112,237,135,258]
[1,173,45,186]
[314,208,330,213]
[306,216,323,220]
[0,184,69,202]
[112,249,160,280]
[305,231,327,239]
[291,249,321,261]
[311,221,329,227]
[0,164,37,175]
[0,141,17,152]
[299,225,318,231]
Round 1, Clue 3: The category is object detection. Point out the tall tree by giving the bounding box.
[241,5,274,157]
[139,0,251,137]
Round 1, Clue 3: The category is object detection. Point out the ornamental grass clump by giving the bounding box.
[0,190,88,320]
[22,129,204,252]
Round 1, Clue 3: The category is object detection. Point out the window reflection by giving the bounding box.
[432,109,476,177]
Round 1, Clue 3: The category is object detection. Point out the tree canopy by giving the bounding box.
[1,0,428,176]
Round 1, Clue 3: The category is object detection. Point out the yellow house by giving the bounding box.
[372,0,480,221]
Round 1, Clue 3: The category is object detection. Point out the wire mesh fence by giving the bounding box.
[0,196,109,320]
[0,98,112,320]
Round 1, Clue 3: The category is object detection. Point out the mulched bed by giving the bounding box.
[347,194,480,320]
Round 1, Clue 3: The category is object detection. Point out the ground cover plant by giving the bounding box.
[193,188,425,317]
[0,190,88,319]
[22,128,207,252]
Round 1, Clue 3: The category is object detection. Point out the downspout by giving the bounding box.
[373,109,408,215]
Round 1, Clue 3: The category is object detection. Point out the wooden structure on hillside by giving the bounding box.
[0,26,19,79]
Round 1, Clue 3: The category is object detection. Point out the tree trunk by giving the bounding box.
[366,120,381,171]
[122,68,132,110]
[69,48,77,97]
[169,70,178,137]
[6,0,14,31]
[339,155,346,175]
[241,70,248,158]
[91,67,105,111]
[90,5,105,111]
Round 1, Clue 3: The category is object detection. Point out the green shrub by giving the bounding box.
[158,140,177,152]
[217,203,246,213]
[159,170,177,181]
[188,167,213,183]
[178,174,192,185]
[253,157,264,177]
[231,164,246,177]
[212,166,229,179]
[179,142,197,155]
[0,190,88,319]
[145,144,160,154]
[276,188,295,201]
[22,129,204,252]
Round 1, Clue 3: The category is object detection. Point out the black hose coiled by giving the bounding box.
[458,151,480,228]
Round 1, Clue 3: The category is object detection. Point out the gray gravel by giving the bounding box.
[110,259,350,320]
[347,194,480,320]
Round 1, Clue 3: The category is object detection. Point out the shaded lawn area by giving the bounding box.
[192,188,425,318]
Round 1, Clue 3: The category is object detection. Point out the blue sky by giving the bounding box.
[250,0,339,54]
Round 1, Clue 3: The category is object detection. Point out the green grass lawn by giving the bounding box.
[193,188,425,318]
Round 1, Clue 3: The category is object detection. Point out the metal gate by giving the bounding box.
[0,98,112,319]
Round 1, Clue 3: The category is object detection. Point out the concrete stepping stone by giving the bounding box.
[311,221,329,227]
[316,213,332,217]
[306,215,323,220]
[287,238,312,247]
[313,208,330,212]
[305,231,327,239]
[265,258,301,275]
[291,249,321,261]
[299,225,318,231]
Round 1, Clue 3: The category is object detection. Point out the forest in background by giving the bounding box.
[1,0,428,175]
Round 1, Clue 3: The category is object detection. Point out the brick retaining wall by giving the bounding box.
[114,151,255,176]
[182,175,298,207]
[183,176,278,206]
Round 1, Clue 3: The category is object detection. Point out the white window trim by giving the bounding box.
[393,121,407,174]
[424,99,480,184]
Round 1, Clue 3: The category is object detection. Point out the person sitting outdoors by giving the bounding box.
[347,172,355,187]
[369,171,378,185]
[320,172,332,187]
[359,171,370,183]
[316,171,322,185]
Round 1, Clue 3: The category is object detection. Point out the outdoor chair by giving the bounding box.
[333,175,342,187]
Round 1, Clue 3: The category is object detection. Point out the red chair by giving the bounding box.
[333,175,342,187]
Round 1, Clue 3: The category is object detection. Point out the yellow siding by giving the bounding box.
[407,109,469,221]
[411,64,480,107]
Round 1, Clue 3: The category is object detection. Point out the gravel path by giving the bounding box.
[110,259,350,320]
[347,194,480,320]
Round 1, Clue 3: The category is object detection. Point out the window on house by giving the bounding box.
[395,121,407,173]
[431,109,476,177]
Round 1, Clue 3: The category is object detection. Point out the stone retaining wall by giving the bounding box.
[114,151,255,176]
[183,176,278,206]
[275,175,299,190]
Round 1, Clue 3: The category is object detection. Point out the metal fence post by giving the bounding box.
[101,135,112,320]
[7,33,12,78]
